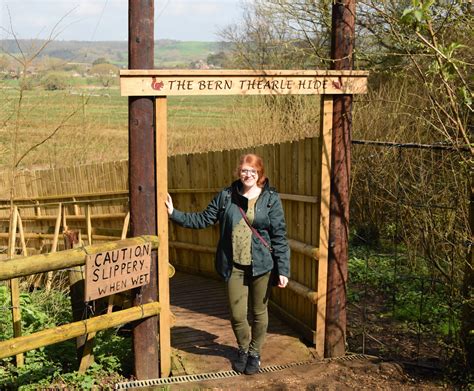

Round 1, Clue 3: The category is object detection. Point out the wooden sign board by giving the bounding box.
[120,70,368,96]
[85,242,152,301]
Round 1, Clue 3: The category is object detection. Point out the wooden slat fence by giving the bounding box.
[0,161,129,252]
[0,136,323,344]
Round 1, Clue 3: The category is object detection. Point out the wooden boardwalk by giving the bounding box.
[170,271,315,375]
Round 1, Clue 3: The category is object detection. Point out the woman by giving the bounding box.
[165,153,290,375]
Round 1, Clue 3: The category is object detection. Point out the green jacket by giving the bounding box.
[170,179,290,281]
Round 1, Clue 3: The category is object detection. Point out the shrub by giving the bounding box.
[40,72,69,91]
[18,77,34,91]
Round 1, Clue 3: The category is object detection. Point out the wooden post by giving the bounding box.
[46,203,62,292]
[16,210,28,256]
[129,0,159,380]
[73,197,80,216]
[86,204,92,245]
[8,205,23,366]
[64,230,90,365]
[121,211,130,240]
[156,96,171,377]
[325,0,355,357]
[316,96,333,358]
[34,200,41,217]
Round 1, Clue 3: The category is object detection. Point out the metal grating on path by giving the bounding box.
[115,354,375,389]
[115,360,312,389]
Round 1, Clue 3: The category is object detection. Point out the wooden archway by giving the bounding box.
[120,69,368,376]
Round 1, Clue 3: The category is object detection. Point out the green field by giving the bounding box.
[155,41,225,68]
[0,39,226,69]
[0,78,319,170]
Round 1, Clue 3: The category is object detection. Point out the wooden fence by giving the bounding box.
[0,136,324,345]
[0,161,130,254]
[0,236,163,365]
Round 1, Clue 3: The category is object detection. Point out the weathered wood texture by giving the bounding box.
[0,236,161,281]
[120,69,368,96]
[0,302,161,360]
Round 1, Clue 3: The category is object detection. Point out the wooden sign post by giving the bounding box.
[120,69,368,363]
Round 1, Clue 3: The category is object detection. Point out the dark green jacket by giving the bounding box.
[170,179,290,281]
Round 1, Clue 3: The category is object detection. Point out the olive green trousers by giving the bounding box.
[227,264,271,355]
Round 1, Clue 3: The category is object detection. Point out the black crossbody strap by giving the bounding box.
[238,207,273,252]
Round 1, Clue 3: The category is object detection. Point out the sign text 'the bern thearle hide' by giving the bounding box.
[85,242,151,301]
[120,70,369,96]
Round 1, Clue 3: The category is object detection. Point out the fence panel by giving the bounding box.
[0,138,323,344]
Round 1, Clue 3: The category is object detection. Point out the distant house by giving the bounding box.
[191,60,210,70]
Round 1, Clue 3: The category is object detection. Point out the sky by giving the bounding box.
[0,0,243,41]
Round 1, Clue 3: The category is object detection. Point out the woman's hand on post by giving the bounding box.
[165,193,174,216]
[278,275,288,288]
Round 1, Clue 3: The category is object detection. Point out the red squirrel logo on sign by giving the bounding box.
[151,77,164,91]
[332,80,343,90]
[332,77,342,90]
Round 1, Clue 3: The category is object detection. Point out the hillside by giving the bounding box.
[0,39,231,68]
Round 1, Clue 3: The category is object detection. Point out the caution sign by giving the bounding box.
[85,242,152,301]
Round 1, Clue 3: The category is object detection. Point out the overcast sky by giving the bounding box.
[0,0,243,41]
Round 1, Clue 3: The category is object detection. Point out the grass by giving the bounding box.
[0,78,320,169]
[155,41,223,67]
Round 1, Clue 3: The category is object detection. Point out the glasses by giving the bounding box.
[240,169,257,176]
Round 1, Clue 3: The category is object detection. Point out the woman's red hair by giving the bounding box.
[235,154,267,188]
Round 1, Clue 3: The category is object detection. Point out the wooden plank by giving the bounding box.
[8,205,23,367]
[167,156,178,266]
[0,233,122,242]
[315,95,333,358]
[121,69,369,76]
[311,136,321,299]
[296,140,308,325]
[120,70,368,97]
[16,210,28,257]
[0,189,129,203]
[86,204,92,245]
[299,139,311,327]
[173,154,191,272]
[155,96,171,378]
[0,212,128,222]
[200,152,215,275]
[16,173,27,201]
[64,230,91,368]
[268,301,316,346]
[121,212,130,239]
[222,149,233,185]
[304,137,315,326]
[0,236,160,281]
[206,150,222,273]
[32,172,41,216]
[0,302,161,360]
[45,204,62,291]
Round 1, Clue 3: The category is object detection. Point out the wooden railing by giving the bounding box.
[0,236,174,362]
